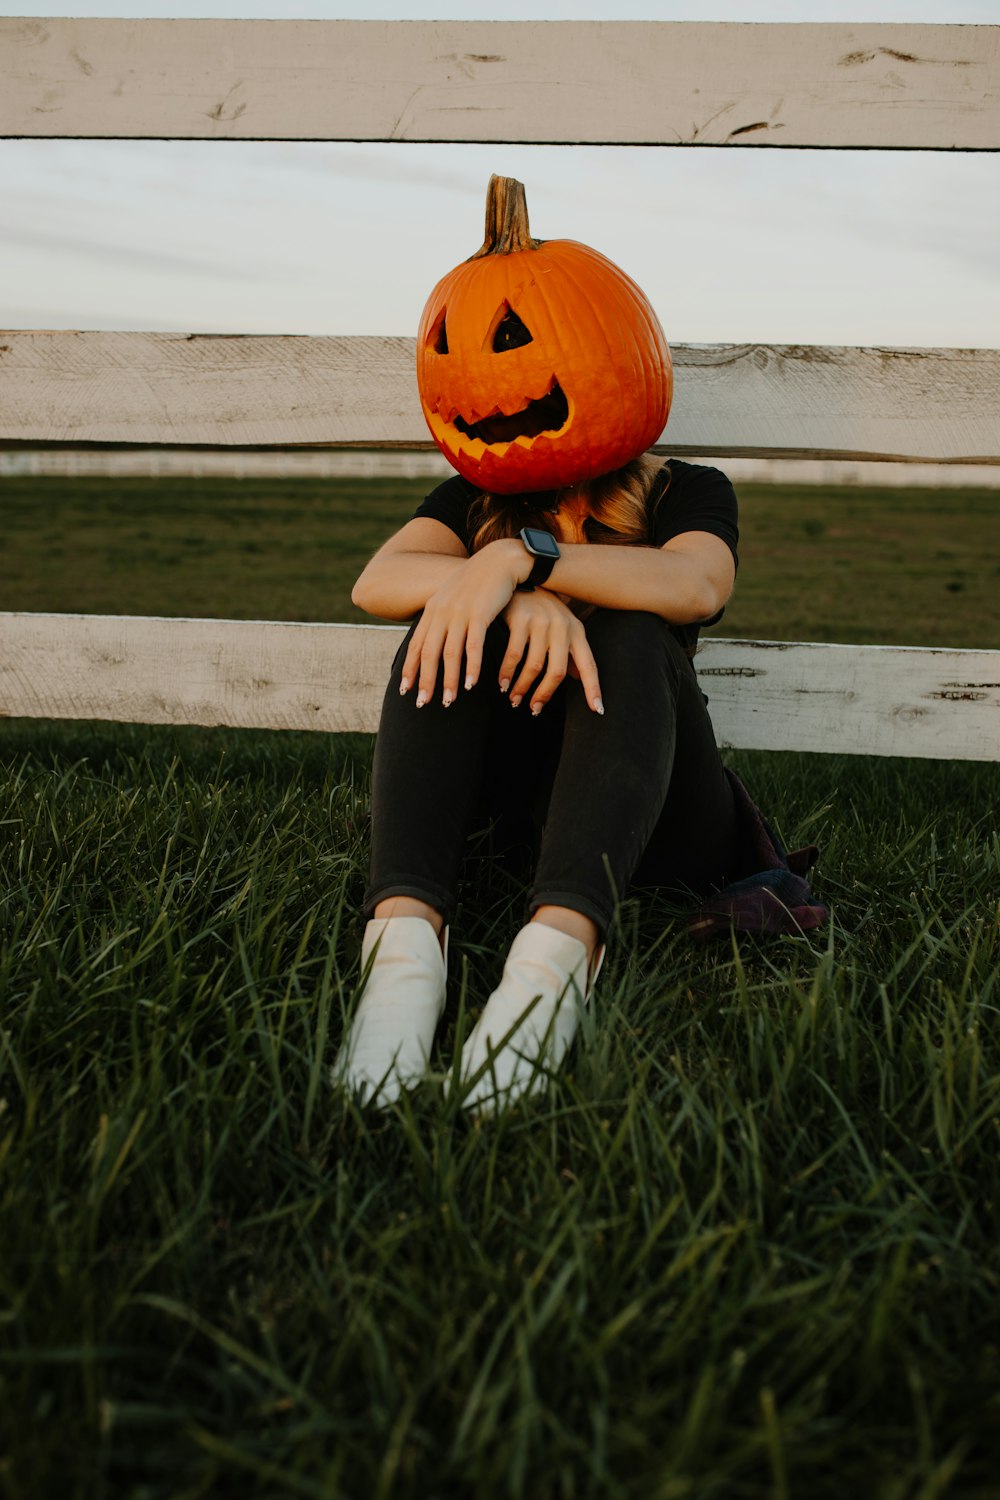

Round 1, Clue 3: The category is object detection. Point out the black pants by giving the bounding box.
[364,610,741,938]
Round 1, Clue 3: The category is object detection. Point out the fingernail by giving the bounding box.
[399,677,410,696]
[442,690,454,708]
[499,678,510,694]
[416,691,427,708]
[593,698,605,715]
[465,674,474,692]
[531,703,543,717]
[510,695,522,709]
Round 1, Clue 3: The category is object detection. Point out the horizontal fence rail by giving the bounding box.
[2,614,998,762]
[2,19,997,148]
[7,449,1000,488]
[2,333,998,465]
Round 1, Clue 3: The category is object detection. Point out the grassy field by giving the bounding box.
[1,477,999,1496]
[2,474,999,646]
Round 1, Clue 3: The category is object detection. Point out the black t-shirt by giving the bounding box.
[412,458,739,654]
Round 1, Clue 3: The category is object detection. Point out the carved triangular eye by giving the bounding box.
[428,309,448,354]
[492,305,533,353]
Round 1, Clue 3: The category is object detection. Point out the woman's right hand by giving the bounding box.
[499,590,604,716]
[400,539,526,707]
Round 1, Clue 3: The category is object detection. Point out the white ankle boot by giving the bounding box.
[456,923,604,1112]
[331,917,448,1107]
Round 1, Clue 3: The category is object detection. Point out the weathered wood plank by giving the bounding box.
[9,448,1000,489]
[1,18,997,149]
[0,614,403,736]
[700,640,1000,760]
[2,614,998,761]
[1,333,998,465]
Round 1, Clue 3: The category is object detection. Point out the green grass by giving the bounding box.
[1,476,999,1494]
[1,722,999,1498]
[729,483,1000,649]
[2,475,998,646]
[0,475,414,626]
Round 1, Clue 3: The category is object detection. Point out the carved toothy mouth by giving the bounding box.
[451,382,569,446]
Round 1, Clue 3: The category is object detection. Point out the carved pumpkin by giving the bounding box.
[416,175,672,495]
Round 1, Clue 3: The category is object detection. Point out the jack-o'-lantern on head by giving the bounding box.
[416,175,672,495]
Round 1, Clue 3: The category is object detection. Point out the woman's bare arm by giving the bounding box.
[351,517,599,709]
[352,516,735,711]
[543,531,736,624]
[351,518,470,620]
[353,519,734,625]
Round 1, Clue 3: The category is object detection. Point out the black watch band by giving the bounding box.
[516,527,560,592]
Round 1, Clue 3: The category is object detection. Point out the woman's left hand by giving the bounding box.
[499,589,603,715]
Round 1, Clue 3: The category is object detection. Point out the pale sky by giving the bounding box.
[1,0,998,350]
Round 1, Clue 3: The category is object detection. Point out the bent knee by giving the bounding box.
[583,609,688,684]
[585,608,675,651]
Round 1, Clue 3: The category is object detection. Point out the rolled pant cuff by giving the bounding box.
[364,881,456,924]
[526,888,613,940]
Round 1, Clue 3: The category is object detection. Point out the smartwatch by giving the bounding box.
[516,527,561,591]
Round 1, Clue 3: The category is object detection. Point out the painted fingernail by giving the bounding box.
[442,690,454,707]
[499,678,510,694]
[531,703,543,717]
[465,674,474,691]
[593,698,605,715]
[510,694,522,709]
[416,691,428,708]
[399,677,410,695]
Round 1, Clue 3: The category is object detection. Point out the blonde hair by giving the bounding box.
[469,452,667,553]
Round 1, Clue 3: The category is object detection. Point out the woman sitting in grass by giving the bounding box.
[332,177,814,1112]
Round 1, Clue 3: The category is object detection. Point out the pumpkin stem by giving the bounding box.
[470,175,541,259]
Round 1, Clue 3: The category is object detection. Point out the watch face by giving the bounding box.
[522,527,560,558]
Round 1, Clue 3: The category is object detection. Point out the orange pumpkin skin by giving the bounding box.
[417,235,672,495]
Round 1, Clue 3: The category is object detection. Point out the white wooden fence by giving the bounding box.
[1,18,999,760]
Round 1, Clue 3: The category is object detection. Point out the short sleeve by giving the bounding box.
[650,460,739,572]
[411,474,481,552]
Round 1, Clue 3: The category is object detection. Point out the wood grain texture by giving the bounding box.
[698,640,1000,760]
[2,614,998,761]
[2,333,998,464]
[0,614,404,735]
[1,18,997,148]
